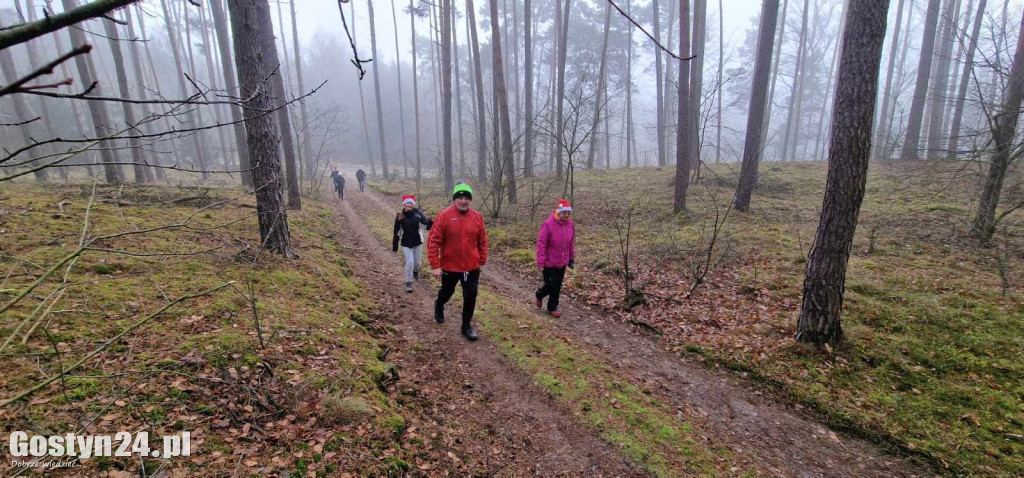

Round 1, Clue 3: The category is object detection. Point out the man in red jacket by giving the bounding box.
[428,183,488,341]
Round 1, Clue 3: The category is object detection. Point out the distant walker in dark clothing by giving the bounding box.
[330,167,345,200]
[356,169,367,192]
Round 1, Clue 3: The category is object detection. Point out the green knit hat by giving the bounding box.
[452,183,473,200]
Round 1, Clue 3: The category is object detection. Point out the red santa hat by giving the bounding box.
[555,199,572,213]
[402,195,416,205]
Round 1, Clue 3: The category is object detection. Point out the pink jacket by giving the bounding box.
[536,215,575,268]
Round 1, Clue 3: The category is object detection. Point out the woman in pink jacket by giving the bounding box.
[534,199,576,318]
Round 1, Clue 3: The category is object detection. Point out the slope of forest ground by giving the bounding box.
[0,184,445,476]
[373,160,1023,475]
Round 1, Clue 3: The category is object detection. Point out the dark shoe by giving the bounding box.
[534,297,542,308]
[549,310,562,318]
[434,308,445,324]
[461,325,479,341]
[413,270,420,281]
[405,282,413,293]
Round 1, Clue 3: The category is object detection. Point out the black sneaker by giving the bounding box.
[405,282,413,293]
[413,270,419,281]
[434,308,445,324]
[461,325,478,341]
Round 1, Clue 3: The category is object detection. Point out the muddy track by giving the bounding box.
[353,188,934,478]
[332,195,641,476]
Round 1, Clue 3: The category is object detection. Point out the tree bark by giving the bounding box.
[289,0,312,179]
[971,7,1024,243]
[689,0,706,178]
[61,0,122,184]
[451,2,467,178]
[225,0,294,258]
[350,0,375,177]
[490,0,517,204]
[764,0,790,153]
[947,0,986,157]
[781,0,810,161]
[0,0,137,50]
[181,1,221,169]
[410,0,422,183]
[523,0,534,177]
[586,2,612,169]
[734,0,780,212]
[0,32,49,181]
[653,0,665,167]
[369,0,390,178]
[467,0,488,180]
[874,0,906,159]
[442,0,454,192]
[715,0,723,164]
[625,0,633,168]
[159,0,210,180]
[673,0,691,213]
[900,0,941,160]
[102,15,147,184]
[925,0,962,158]
[553,0,571,180]
[210,0,252,187]
[797,0,890,347]
[389,0,407,178]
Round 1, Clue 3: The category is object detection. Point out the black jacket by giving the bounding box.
[393,208,432,250]
[331,171,344,189]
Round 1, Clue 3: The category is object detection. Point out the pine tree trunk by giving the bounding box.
[925,0,962,158]
[900,0,942,160]
[653,0,665,167]
[523,0,534,177]
[290,0,312,179]
[210,0,252,187]
[441,0,454,192]
[410,0,422,183]
[181,1,221,169]
[690,0,706,178]
[715,0,723,164]
[17,0,60,180]
[673,0,692,213]
[62,0,122,184]
[198,1,231,171]
[814,2,847,161]
[159,0,210,180]
[781,0,810,161]
[885,0,916,156]
[102,16,147,184]
[586,2,612,169]
[764,0,790,153]
[797,0,890,347]
[225,0,294,258]
[625,0,633,168]
[121,6,164,182]
[467,0,489,181]
[43,0,96,177]
[369,0,390,177]
[553,0,571,180]
[451,3,467,178]
[348,2,375,176]
[874,0,906,159]
[266,12,301,209]
[947,0,986,157]
[490,0,517,204]
[512,0,521,172]
[0,33,49,181]
[664,0,677,164]
[734,0,780,212]
[971,7,1024,243]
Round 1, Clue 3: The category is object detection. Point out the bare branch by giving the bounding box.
[0,44,92,98]
[0,0,138,50]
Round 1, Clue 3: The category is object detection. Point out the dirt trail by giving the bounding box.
[332,196,640,476]
[352,188,934,478]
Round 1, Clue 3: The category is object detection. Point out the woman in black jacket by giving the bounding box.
[393,195,432,292]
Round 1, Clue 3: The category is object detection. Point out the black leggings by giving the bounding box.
[536,267,566,312]
[436,269,481,326]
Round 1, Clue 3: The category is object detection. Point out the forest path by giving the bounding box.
[333,193,640,476]
[340,187,932,477]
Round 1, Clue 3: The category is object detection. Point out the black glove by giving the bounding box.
[567,259,574,269]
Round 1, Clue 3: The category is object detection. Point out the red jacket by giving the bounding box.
[427,205,488,272]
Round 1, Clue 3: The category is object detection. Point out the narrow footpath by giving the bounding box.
[339,187,933,477]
